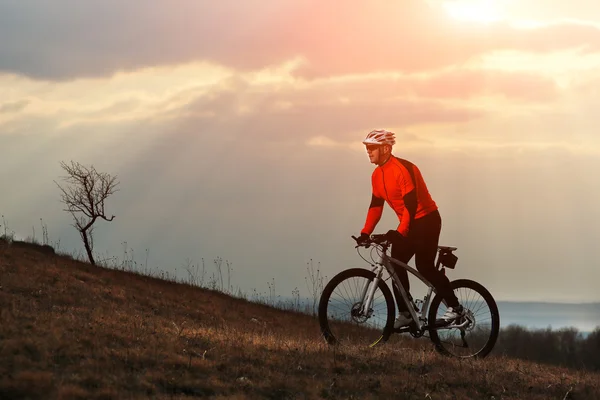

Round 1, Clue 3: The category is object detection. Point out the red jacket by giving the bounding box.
[362,156,437,236]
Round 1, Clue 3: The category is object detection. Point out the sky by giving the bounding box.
[1,0,600,303]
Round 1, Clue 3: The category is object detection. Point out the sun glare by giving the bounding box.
[442,0,505,24]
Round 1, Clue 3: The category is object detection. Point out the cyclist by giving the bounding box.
[356,129,463,329]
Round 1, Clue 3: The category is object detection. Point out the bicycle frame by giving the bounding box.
[360,247,443,332]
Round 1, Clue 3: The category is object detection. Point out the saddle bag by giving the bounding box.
[438,250,458,269]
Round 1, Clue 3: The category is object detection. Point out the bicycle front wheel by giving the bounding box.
[318,268,395,347]
[428,279,500,358]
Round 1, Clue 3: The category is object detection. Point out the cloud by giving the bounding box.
[0,100,29,114]
[409,69,558,101]
[3,1,600,80]
[498,0,600,22]
[0,0,292,80]
[1,65,487,142]
[311,68,558,102]
[307,131,427,148]
[152,76,487,146]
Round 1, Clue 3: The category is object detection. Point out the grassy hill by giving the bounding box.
[1,240,600,399]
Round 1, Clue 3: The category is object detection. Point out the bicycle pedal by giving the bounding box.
[393,322,418,334]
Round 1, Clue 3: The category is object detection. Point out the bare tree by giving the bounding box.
[55,161,119,265]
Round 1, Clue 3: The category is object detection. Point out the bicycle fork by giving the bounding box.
[359,265,385,317]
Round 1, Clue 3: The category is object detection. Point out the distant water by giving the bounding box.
[286,296,599,337]
[497,301,600,337]
[279,297,600,337]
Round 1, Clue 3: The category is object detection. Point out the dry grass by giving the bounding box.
[1,242,599,399]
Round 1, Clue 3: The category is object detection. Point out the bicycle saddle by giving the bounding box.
[438,245,457,252]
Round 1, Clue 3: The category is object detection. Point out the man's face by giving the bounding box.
[365,144,388,165]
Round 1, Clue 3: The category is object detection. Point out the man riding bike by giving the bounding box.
[356,129,463,329]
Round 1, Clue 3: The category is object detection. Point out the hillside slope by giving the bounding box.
[1,242,599,399]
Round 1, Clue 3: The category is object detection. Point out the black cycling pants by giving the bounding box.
[390,210,459,313]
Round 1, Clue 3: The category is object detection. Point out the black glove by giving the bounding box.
[356,232,370,246]
[386,229,405,242]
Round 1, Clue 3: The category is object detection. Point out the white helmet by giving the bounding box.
[362,129,396,146]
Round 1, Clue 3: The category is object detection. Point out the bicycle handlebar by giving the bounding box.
[351,234,390,248]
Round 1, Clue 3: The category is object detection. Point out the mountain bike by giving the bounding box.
[318,234,500,358]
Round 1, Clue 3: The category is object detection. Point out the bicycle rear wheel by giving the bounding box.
[318,268,395,347]
[428,279,500,358]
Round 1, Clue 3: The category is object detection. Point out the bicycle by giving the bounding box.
[318,234,500,358]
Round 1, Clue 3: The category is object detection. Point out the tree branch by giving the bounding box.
[56,160,119,266]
